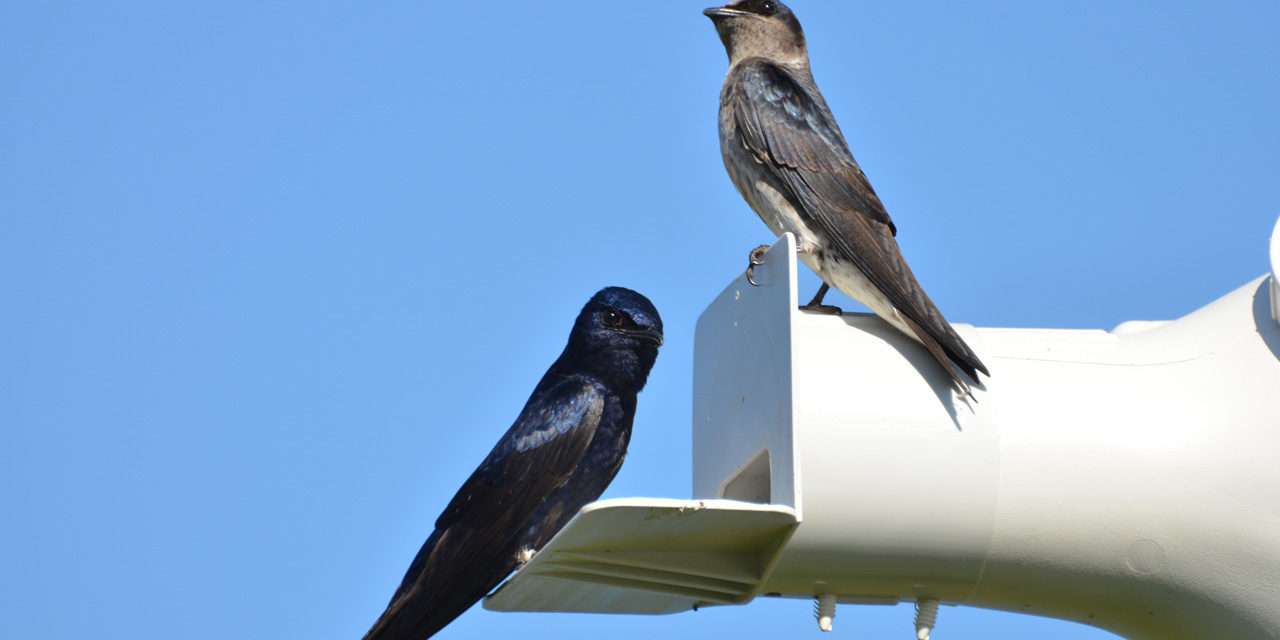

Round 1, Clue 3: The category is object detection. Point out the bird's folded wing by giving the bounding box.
[435,376,606,531]
[728,60,987,377]
[729,59,896,235]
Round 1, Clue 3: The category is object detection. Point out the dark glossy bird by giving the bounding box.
[704,0,989,393]
[363,287,663,640]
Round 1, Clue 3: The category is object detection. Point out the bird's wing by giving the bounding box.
[436,374,606,532]
[729,60,896,235]
[728,60,988,379]
[365,376,607,640]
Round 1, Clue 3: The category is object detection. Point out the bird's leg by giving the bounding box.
[799,283,844,315]
[792,241,844,314]
[745,244,772,286]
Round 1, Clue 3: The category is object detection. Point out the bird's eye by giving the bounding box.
[760,0,776,13]
[604,310,624,328]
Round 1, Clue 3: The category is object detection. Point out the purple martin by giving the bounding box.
[363,288,663,640]
[704,0,989,392]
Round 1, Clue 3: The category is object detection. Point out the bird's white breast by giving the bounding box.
[751,180,821,265]
[822,256,915,338]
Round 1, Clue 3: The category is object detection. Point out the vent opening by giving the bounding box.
[722,450,772,504]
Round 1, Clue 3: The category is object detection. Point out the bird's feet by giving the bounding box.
[515,547,537,567]
[799,303,844,315]
[798,283,843,315]
[745,244,772,286]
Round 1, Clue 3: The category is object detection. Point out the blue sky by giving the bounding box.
[2,2,1276,639]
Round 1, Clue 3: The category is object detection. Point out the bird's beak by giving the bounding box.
[703,5,746,20]
[630,328,664,347]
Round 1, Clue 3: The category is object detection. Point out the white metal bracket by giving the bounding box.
[485,499,798,614]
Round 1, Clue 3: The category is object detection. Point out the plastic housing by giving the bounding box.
[491,218,1280,639]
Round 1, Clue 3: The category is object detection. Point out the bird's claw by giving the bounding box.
[745,244,772,286]
[799,303,844,315]
[516,547,537,567]
[800,283,840,314]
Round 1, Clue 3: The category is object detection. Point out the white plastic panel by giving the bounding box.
[771,309,999,601]
[964,277,1280,639]
[485,499,798,615]
[692,235,800,512]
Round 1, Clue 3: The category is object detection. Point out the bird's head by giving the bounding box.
[563,287,663,391]
[704,0,807,67]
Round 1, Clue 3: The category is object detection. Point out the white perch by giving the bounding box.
[489,218,1280,639]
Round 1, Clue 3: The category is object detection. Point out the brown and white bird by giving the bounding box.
[704,0,989,392]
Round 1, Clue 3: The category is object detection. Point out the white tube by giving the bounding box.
[692,226,1280,639]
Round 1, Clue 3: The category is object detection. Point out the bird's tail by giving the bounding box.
[362,529,513,640]
[859,229,989,395]
[363,585,480,640]
[900,314,983,401]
